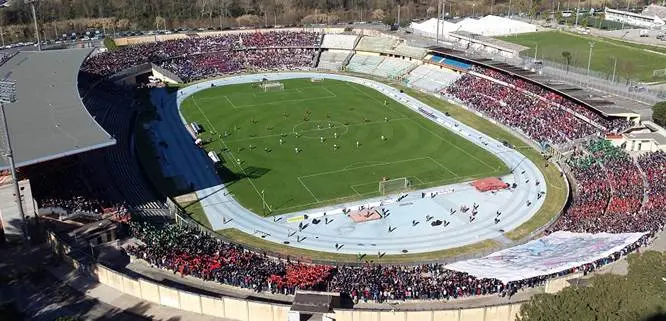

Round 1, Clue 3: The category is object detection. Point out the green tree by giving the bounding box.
[652,101,666,127]
[102,37,117,51]
[562,51,572,72]
[382,15,396,26]
[517,251,666,321]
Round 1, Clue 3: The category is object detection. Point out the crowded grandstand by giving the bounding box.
[1,30,664,311]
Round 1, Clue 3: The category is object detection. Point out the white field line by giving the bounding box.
[191,97,272,211]
[297,176,320,202]
[223,117,410,143]
[298,157,432,179]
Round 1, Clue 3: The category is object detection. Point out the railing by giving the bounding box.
[519,55,664,104]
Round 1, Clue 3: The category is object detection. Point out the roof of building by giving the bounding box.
[625,131,666,144]
[449,31,529,54]
[642,4,666,18]
[0,49,115,170]
[291,291,338,313]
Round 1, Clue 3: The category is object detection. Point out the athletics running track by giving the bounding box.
[150,72,548,256]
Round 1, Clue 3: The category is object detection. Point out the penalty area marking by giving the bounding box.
[191,97,273,212]
[297,176,320,202]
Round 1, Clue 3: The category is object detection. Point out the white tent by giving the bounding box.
[409,15,538,37]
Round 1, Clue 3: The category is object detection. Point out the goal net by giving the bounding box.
[260,82,284,92]
[311,77,324,83]
[379,177,411,195]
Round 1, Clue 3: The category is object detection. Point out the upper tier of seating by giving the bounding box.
[320,34,358,50]
[355,36,400,52]
[393,43,427,59]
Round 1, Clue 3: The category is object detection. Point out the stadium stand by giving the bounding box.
[320,34,358,50]
[393,43,427,59]
[367,57,419,78]
[471,66,632,133]
[429,54,472,71]
[444,70,600,146]
[63,30,666,306]
[80,81,169,218]
[345,54,385,74]
[158,48,316,83]
[82,31,321,77]
[354,36,399,52]
[549,139,664,234]
[126,217,653,303]
[317,49,351,71]
[404,64,462,92]
[0,49,116,170]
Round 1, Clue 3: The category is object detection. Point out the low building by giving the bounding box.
[604,7,665,29]
[608,121,666,152]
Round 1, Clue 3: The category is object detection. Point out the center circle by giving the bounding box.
[292,120,350,139]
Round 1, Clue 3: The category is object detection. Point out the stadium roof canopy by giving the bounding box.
[0,49,115,170]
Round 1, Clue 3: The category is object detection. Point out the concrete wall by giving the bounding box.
[47,230,555,321]
[334,303,524,321]
[88,263,292,321]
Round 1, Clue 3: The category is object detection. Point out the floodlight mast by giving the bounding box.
[25,0,41,51]
[0,80,28,241]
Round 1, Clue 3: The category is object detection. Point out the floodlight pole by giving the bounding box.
[436,0,440,44]
[25,0,41,51]
[0,81,27,241]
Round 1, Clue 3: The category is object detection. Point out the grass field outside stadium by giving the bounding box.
[498,30,666,82]
[180,78,509,215]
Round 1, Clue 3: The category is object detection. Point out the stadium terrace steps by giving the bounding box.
[393,44,427,59]
[346,54,385,74]
[317,50,351,70]
[355,36,400,52]
[369,58,420,78]
[83,87,169,217]
[320,34,358,50]
[405,64,463,92]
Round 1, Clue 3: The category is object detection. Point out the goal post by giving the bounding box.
[259,81,284,92]
[311,77,324,83]
[379,177,411,195]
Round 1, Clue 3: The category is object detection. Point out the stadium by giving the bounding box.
[0,27,664,321]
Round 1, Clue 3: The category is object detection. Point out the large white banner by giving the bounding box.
[445,231,646,282]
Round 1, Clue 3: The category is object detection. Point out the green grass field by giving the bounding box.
[498,31,666,82]
[181,78,508,215]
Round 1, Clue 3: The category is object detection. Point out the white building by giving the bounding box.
[608,122,666,153]
[604,7,665,29]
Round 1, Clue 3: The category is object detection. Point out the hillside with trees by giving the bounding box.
[517,251,666,321]
[0,0,643,43]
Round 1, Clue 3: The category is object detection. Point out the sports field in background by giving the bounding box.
[181,78,508,215]
[498,31,666,82]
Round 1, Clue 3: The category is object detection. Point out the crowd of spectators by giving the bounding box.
[126,221,331,295]
[125,218,652,303]
[470,66,632,133]
[158,48,315,82]
[73,32,666,303]
[638,151,666,232]
[549,139,666,234]
[444,73,598,146]
[82,31,321,77]
[24,155,129,219]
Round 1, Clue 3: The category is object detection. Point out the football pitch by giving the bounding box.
[180,78,508,214]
